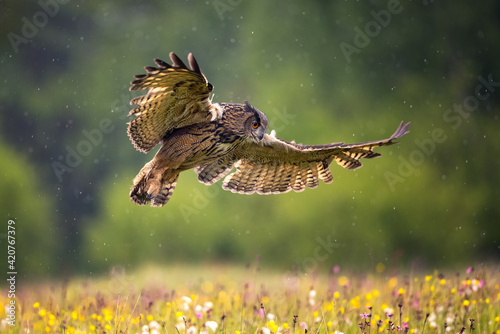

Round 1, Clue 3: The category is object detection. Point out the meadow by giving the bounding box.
[1,264,499,334]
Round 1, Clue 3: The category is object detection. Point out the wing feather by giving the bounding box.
[127,52,218,153]
[257,163,276,194]
[195,159,235,185]
[222,121,410,194]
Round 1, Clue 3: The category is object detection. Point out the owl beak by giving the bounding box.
[256,128,266,141]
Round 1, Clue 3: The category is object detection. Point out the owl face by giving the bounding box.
[243,102,268,142]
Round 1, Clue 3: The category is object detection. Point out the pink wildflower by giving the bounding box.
[360,312,370,319]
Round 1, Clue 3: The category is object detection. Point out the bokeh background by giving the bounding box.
[1,0,499,280]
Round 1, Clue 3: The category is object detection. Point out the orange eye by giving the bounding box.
[252,121,259,129]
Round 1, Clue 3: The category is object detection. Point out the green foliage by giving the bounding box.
[0,143,61,278]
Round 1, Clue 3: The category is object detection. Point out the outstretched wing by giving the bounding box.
[127,52,220,153]
[220,121,410,194]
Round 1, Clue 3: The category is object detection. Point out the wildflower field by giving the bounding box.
[2,264,499,334]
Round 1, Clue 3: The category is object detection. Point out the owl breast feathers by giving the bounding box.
[127,52,410,207]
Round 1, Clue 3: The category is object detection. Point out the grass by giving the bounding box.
[1,263,499,334]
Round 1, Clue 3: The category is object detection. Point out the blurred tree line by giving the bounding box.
[0,0,499,279]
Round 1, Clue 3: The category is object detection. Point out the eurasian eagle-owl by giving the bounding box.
[127,52,410,207]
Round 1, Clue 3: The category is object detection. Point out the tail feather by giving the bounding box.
[130,164,179,207]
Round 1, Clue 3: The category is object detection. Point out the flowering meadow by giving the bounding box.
[1,264,499,334]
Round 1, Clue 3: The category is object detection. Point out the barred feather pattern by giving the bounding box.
[130,164,180,207]
[127,53,216,153]
[222,159,333,195]
[195,159,236,185]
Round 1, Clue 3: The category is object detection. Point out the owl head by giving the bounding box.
[243,101,268,142]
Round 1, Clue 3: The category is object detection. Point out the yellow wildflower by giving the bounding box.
[463,300,470,307]
[33,302,40,308]
[425,275,432,281]
[388,277,398,288]
[338,276,349,286]
[71,311,78,320]
[350,296,360,308]
[439,279,446,285]
[147,315,154,322]
[334,291,340,299]
[398,288,405,295]
[39,309,47,317]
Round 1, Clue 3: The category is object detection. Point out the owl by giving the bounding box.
[127,52,410,207]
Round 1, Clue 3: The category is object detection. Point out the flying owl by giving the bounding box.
[127,52,410,207]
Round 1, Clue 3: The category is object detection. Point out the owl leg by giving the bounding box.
[130,162,179,207]
[130,161,156,206]
[150,170,179,207]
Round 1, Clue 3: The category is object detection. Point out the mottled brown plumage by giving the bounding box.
[127,52,410,207]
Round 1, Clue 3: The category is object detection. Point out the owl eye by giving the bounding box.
[251,121,259,129]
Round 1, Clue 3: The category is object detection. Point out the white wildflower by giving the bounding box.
[205,321,218,332]
[187,325,198,334]
[176,323,186,331]
[261,327,270,334]
[182,296,193,304]
[149,321,161,334]
[203,301,214,312]
[149,321,161,330]
[299,322,308,332]
[383,307,394,315]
